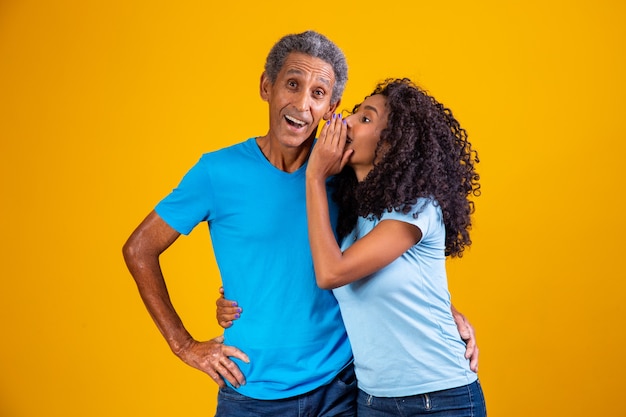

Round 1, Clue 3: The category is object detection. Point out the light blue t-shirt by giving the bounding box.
[155,138,352,400]
[334,198,476,397]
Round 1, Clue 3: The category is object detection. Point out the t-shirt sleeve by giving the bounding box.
[380,199,442,239]
[154,155,212,235]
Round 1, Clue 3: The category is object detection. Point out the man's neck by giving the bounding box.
[256,135,314,173]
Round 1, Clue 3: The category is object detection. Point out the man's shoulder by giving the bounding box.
[193,138,260,175]
[201,137,256,159]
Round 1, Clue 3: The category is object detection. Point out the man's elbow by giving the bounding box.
[122,233,142,268]
[122,239,132,262]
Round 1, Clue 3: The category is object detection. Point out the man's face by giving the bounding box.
[261,52,339,148]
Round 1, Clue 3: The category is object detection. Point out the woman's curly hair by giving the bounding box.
[330,78,481,257]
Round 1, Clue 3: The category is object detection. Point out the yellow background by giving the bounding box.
[1,0,624,416]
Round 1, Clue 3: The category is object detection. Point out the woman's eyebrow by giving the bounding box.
[362,105,379,115]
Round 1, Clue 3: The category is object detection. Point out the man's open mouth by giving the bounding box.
[285,115,307,128]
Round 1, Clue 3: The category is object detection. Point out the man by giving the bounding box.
[123,31,477,416]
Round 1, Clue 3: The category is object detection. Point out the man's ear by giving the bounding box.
[323,99,341,120]
[260,72,271,102]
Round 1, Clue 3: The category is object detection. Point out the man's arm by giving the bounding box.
[451,304,479,372]
[122,210,249,387]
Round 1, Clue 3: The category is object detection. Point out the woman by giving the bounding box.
[305,78,485,416]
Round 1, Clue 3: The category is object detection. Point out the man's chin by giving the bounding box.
[282,129,316,146]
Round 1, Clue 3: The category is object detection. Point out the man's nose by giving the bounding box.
[293,91,310,112]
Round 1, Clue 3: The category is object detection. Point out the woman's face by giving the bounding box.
[344,94,389,175]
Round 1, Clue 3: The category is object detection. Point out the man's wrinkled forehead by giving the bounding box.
[280,53,335,87]
[284,67,334,90]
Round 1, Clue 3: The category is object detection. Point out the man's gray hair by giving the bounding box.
[264,31,348,104]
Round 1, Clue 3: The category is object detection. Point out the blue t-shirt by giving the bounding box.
[334,199,476,397]
[155,138,352,400]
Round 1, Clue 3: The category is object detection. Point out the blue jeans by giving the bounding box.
[357,380,486,417]
[215,364,357,417]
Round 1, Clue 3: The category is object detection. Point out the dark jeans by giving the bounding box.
[215,364,357,417]
[357,380,486,417]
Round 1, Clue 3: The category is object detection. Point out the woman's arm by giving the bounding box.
[306,183,421,289]
[306,116,421,289]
